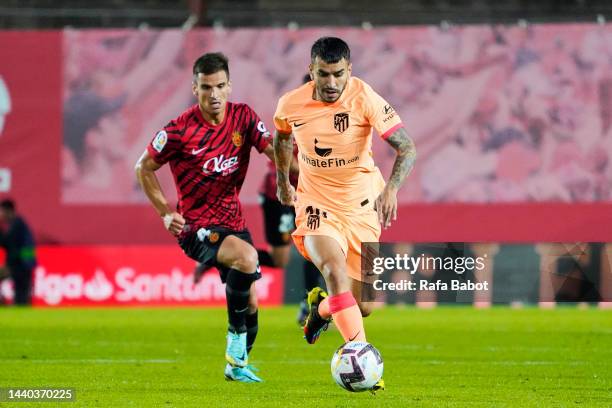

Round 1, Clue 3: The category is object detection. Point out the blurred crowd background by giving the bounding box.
[61,24,612,204]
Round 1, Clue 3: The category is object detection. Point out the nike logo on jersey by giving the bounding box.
[191,147,206,155]
[293,122,306,127]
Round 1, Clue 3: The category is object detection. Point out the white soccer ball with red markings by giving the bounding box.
[330,341,383,392]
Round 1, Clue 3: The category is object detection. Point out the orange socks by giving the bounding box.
[327,291,366,342]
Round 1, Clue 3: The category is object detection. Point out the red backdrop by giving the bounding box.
[0,29,611,245]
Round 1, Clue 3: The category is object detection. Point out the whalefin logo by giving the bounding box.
[314,139,332,157]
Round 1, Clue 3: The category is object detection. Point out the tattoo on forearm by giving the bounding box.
[386,127,416,190]
[274,131,294,185]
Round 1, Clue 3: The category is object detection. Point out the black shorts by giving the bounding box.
[260,194,296,246]
[178,226,260,283]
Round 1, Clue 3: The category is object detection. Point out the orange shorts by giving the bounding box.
[292,201,380,282]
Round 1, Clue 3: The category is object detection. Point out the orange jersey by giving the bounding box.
[274,77,403,212]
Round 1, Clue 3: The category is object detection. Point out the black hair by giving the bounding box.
[302,73,311,84]
[0,198,15,213]
[192,52,229,79]
[310,37,350,64]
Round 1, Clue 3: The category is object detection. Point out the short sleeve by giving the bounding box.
[273,96,292,134]
[244,106,271,153]
[146,121,182,165]
[363,84,404,140]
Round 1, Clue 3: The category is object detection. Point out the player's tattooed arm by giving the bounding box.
[264,143,299,175]
[274,131,293,184]
[274,131,297,205]
[386,127,416,190]
[375,126,416,228]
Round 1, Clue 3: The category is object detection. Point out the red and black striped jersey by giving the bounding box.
[147,102,270,231]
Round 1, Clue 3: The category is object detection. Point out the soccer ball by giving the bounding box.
[330,341,383,392]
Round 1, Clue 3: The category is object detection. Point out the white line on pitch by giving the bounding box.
[1,358,177,364]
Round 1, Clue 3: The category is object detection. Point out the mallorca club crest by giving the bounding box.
[232,131,243,147]
[208,231,220,244]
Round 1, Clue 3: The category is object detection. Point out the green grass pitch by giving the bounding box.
[1,306,611,407]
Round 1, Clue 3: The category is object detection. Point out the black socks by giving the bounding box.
[225,268,258,333]
[246,310,258,353]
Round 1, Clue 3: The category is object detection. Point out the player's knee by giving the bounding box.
[232,246,259,272]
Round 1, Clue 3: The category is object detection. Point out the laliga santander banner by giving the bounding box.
[0,246,283,306]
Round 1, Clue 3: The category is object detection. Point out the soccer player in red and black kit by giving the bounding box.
[135,53,275,383]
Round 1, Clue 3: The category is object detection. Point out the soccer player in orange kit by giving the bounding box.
[273,37,416,393]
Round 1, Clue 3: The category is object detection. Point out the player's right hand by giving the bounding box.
[162,212,185,236]
[277,183,297,206]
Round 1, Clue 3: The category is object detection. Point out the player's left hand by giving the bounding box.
[374,186,398,229]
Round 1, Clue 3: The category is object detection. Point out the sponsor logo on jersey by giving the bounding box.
[202,154,239,175]
[382,105,397,123]
[383,112,396,123]
[314,138,332,157]
[152,130,167,152]
[300,152,359,168]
